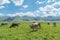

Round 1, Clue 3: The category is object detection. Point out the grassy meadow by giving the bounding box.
[0,22,60,40]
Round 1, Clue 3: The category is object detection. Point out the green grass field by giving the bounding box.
[0,22,60,40]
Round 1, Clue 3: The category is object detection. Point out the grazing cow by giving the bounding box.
[10,22,20,28]
[30,22,41,31]
[1,22,8,26]
[53,22,56,27]
[47,22,50,25]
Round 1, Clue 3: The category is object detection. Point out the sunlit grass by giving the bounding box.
[0,22,60,40]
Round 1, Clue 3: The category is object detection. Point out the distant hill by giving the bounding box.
[0,15,60,22]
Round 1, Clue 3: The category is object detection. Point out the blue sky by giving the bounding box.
[0,0,60,17]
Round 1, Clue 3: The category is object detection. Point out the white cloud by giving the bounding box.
[47,0,52,3]
[2,1,60,17]
[52,1,60,7]
[22,5,28,9]
[7,14,17,17]
[7,12,38,17]
[0,13,4,16]
[24,12,36,17]
[39,5,54,12]
[44,12,56,17]
[0,0,10,9]
[36,1,43,4]
[7,12,23,17]
[0,0,10,5]
[0,6,5,9]
[7,1,60,17]
[38,1,60,17]
[11,0,24,6]
[47,0,56,3]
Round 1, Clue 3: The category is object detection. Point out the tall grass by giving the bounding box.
[0,22,60,40]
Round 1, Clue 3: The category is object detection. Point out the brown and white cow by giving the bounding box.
[30,22,41,31]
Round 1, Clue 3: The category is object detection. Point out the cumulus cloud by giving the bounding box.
[1,0,60,17]
[52,1,60,8]
[22,5,28,9]
[7,12,22,17]
[36,1,43,4]
[0,0,10,9]
[0,13,4,16]
[24,12,36,17]
[47,0,52,3]
[11,0,24,6]
[42,12,57,17]
[39,5,54,12]
[7,1,60,17]
[47,0,56,3]
[7,12,39,17]
[0,6,5,9]
[0,0,10,5]
[38,1,60,17]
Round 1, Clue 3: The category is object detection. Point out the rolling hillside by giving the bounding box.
[0,15,60,22]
